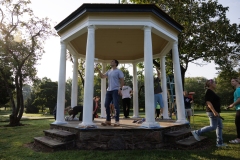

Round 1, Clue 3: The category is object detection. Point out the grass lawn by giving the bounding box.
[0,110,240,160]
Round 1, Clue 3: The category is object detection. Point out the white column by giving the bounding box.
[52,41,67,124]
[141,26,160,128]
[79,25,96,127]
[132,62,139,118]
[100,62,106,118]
[161,56,170,119]
[172,41,188,124]
[71,55,79,108]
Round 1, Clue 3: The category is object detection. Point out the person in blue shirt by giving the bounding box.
[227,77,240,144]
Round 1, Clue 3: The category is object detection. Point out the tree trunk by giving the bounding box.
[180,64,186,90]
[9,114,21,126]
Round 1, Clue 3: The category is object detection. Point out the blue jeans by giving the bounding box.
[196,112,223,145]
[105,90,119,122]
[154,93,164,108]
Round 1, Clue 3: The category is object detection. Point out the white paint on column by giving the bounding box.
[141,26,160,128]
[79,25,96,128]
[132,62,139,118]
[100,62,106,118]
[52,41,67,124]
[71,55,79,108]
[172,41,188,124]
[161,56,170,119]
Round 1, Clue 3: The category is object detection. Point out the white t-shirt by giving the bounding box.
[121,86,132,99]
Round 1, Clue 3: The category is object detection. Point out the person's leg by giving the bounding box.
[186,109,191,122]
[72,108,77,119]
[122,98,127,118]
[196,112,217,136]
[79,106,83,121]
[216,115,223,145]
[156,94,164,117]
[156,109,160,118]
[126,98,130,117]
[154,94,158,109]
[112,90,120,123]
[104,91,112,122]
[235,110,240,140]
[158,94,164,108]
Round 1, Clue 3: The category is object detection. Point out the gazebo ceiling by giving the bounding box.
[55,4,183,62]
[70,28,168,60]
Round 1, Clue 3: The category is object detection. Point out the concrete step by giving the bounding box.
[34,136,75,152]
[176,136,207,146]
[43,129,76,142]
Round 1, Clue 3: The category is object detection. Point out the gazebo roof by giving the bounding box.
[54,4,183,62]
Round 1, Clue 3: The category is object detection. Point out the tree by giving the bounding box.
[215,69,240,106]
[32,77,57,114]
[0,70,14,108]
[184,77,207,109]
[0,0,55,126]
[128,0,240,88]
[25,93,38,113]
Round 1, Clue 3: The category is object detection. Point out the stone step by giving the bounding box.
[164,128,193,142]
[44,129,76,142]
[34,136,75,152]
[176,136,207,146]
[164,128,193,137]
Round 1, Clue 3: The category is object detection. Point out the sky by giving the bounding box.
[30,0,240,81]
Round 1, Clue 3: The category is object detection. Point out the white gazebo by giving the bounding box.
[52,4,188,128]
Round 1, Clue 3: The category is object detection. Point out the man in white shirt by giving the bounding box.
[121,85,132,118]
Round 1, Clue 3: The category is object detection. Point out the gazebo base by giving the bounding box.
[33,118,194,151]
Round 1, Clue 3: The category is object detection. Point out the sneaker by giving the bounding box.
[101,121,111,126]
[114,122,120,127]
[191,130,200,141]
[216,143,228,147]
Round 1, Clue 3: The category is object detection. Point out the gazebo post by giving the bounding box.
[132,62,139,118]
[141,26,160,128]
[71,55,79,108]
[52,41,67,124]
[79,25,96,127]
[100,62,106,118]
[172,41,188,124]
[161,56,170,119]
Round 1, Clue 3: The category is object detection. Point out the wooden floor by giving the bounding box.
[54,117,185,129]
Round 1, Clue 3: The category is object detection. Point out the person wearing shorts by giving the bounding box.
[183,91,193,122]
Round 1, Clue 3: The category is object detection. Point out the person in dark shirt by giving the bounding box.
[183,91,193,122]
[154,68,164,118]
[68,96,100,121]
[191,79,227,147]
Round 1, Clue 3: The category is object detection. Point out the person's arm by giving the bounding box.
[118,78,124,94]
[156,68,161,79]
[190,98,193,103]
[96,67,107,79]
[228,97,240,109]
[130,89,133,95]
[206,101,219,116]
